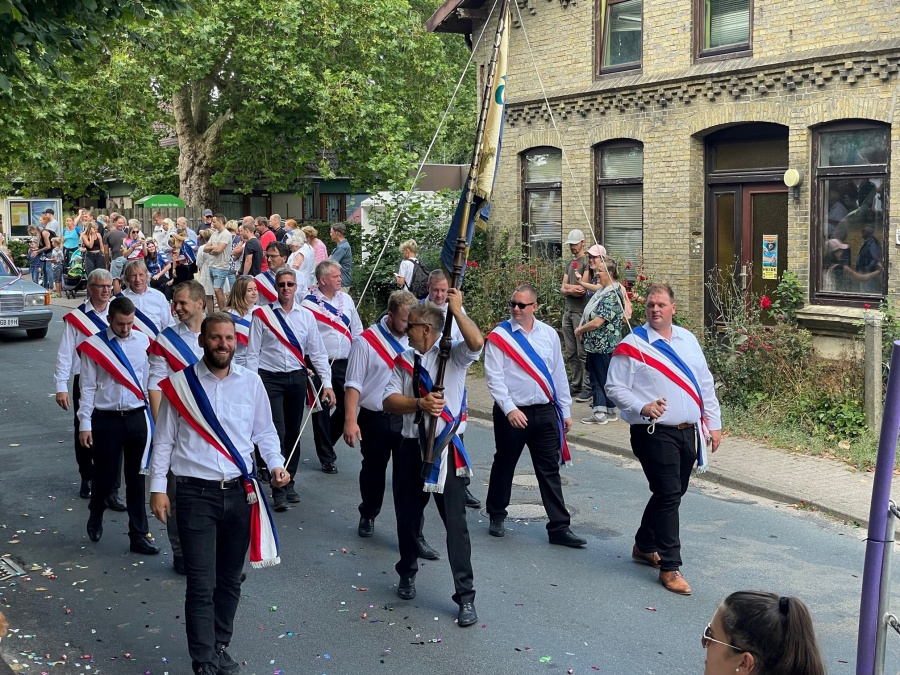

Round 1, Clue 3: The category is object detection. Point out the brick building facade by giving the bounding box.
[428,0,900,349]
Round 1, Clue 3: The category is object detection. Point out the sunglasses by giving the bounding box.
[404,321,429,333]
[277,282,296,288]
[701,624,741,651]
[509,301,536,309]
[238,275,254,280]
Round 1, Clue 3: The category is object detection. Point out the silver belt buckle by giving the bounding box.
[219,479,229,489]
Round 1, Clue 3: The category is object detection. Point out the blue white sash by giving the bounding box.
[255,271,277,304]
[227,310,251,346]
[115,293,161,336]
[159,366,280,567]
[148,326,200,372]
[253,304,306,366]
[64,304,107,337]
[361,320,405,369]
[302,294,353,341]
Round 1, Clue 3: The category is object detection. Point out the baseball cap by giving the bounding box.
[826,238,849,252]
[587,244,607,258]
[203,209,213,217]
[43,208,54,215]
[565,229,585,245]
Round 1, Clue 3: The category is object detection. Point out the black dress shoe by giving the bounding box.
[271,491,288,512]
[215,644,241,674]
[416,538,440,560]
[464,487,482,509]
[193,665,218,675]
[130,536,161,555]
[397,576,416,600]
[86,513,103,542]
[489,519,505,537]
[173,555,187,575]
[321,462,338,474]
[358,517,374,538]
[457,602,478,627]
[105,494,127,512]
[79,480,92,499]
[548,529,587,548]
[285,484,301,503]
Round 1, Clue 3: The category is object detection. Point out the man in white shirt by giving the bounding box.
[383,291,482,627]
[246,267,335,511]
[54,269,116,502]
[484,284,584,548]
[121,260,173,336]
[302,260,363,474]
[42,207,59,234]
[605,283,722,596]
[147,280,206,575]
[77,296,159,555]
[150,313,290,675]
[203,213,236,311]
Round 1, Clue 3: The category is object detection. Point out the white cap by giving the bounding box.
[565,229,585,245]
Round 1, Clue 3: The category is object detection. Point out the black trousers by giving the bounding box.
[88,409,149,539]
[486,403,570,533]
[176,479,250,672]
[309,358,347,465]
[631,424,697,572]
[393,438,474,605]
[259,369,306,494]
[72,375,123,489]
[357,407,404,519]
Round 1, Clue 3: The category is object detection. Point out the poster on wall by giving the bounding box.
[5,198,62,237]
[762,234,778,280]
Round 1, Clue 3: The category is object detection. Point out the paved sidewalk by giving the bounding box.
[48,294,897,529]
[462,372,900,530]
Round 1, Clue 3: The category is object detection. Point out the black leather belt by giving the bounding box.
[94,408,144,417]
[176,476,242,489]
[657,422,696,430]
[359,407,396,418]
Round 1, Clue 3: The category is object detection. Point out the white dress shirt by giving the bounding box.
[605,324,722,429]
[430,301,464,342]
[149,361,284,493]
[344,317,409,412]
[303,290,364,360]
[384,340,482,439]
[78,327,151,431]
[122,287,173,333]
[245,302,333,387]
[485,317,572,418]
[148,322,203,391]
[54,302,109,392]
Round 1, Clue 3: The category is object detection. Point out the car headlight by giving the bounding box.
[26,292,49,306]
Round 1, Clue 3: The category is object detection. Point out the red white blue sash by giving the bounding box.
[612,326,711,472]
[255,271,277,303]
[148,326,200,372]
[253,304,307,367]
[63,304,107,337]
[227,310,251,346]
[159,366,280,567]
[115,293,161,336]
[395,351,471,494]
[77,331,155,472]
[302,295,353,342]
[361,321,405,369]
[486,321,571,466]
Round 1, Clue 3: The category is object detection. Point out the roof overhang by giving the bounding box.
[426,0,489,34]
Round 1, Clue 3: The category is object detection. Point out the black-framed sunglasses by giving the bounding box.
[404,321,429,333]
[277,282,296,288]
[238,275,254,280]
[701,624,741,651]
[509,301,536,309]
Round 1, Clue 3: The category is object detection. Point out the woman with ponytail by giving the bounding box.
[703,591,825,675]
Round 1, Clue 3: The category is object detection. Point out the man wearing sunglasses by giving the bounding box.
[246,268,334,511]
[483,284,585,548]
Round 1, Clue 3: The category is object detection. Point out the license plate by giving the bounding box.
[0,317,19,327]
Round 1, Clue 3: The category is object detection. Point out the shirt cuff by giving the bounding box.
[322,379,333,390]
[150,478,168,493]
[56,381,68,394]
[500,400,517,416]
[80,418,92,431]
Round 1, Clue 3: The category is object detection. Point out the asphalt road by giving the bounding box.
[0,309,896,674]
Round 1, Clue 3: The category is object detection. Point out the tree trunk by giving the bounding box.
[172,83,231,209]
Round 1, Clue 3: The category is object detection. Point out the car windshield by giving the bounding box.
[0,250,17,277]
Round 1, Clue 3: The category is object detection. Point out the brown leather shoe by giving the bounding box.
[659,570,692,595]
[632,545,661,569]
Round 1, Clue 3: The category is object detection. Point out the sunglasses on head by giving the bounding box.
[238,275,254,280]
[277,281,296,288]
[509,301,536,309]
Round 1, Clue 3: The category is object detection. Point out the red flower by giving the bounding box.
[529,269,536,275]
[638,274,647,281]
[627,292,634,299]
[760,296,772,309]
[625,260,632,270]
[466,260,478,268]
[864,303,871,310]
[572,261,578,269]
[517,265,524,271]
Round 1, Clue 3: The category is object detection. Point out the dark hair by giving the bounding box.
[255,216,268,228]
[645,282,675,302]
[201,312,236,337]
[720,591,825,675]
[108,296,135,319]
[266,241,291,259]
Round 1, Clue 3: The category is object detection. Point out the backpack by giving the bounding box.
[408,259,430,299]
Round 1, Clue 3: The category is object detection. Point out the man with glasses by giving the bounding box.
[301,260,363,474]
[256,217,275,271]
[606,283,722,596]
[263,242,297,298]
[54,269,122,504]
[483,284,585,548]
[383,291,483,627]
[246,268,334,511]
[121,260,173,337]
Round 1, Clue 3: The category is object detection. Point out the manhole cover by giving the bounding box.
[0,556,24,582]
[502,503,575,520]
[511,474,569,489]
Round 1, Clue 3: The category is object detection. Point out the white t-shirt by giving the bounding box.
[209,229,233,270]
[397,258,415,290]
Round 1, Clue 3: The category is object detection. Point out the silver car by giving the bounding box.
[0,247,52,339]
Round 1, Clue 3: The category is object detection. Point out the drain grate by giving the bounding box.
[0,556,24,582]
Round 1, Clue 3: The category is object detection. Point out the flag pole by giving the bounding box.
[421,0,511,481]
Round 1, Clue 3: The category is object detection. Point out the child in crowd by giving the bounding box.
[27,238,42,284]
[50,236,65,297]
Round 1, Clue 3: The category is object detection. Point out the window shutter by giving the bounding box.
[605,0,642,67]
[707,0,749,48]
[602,186,642,276]
[527,190,562,251]
[601,145,643,178]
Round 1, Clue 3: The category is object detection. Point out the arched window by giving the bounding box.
[521,147,562,259]
[812,121,889,303]
[596,141,643,280]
